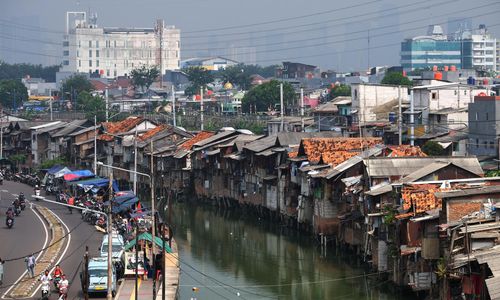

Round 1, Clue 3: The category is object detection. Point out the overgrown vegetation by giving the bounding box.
[39,157,68,169]
[422,141,445,156]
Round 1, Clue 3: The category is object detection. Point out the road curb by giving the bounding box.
[5,205,67,299]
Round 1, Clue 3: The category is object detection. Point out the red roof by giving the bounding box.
[300,138,382,165]
[99,117,144,141]
[179,131,214,150]
[138,124,170,141]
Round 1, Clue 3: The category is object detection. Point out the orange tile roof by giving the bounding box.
[99,117,143,141]
[138,124,170,141]
[300,137,382,166]
[387,145,427,157]
[288,151,298,158]
[402,184,441,213]
[180,131,215,150]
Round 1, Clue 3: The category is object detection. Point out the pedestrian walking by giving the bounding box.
[0,257,5,285]
[25,254,35,278]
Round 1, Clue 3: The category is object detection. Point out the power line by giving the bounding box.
[181,3,491,52]
[181,0,456,40]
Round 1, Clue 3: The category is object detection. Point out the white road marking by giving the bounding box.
[1,202,49,299]
[29,203,72,298]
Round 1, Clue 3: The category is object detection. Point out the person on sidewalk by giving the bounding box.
[0,257,5,285]
[25,254,36,278]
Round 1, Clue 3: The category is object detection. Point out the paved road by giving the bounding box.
[0,180,106,300]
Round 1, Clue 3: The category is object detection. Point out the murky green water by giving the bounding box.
[171,202,414,300]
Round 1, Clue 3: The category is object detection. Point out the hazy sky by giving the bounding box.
[0,0,498,71]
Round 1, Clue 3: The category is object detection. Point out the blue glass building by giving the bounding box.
[401,38,462,71]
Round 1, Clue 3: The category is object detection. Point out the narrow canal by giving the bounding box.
[171,202,416,300]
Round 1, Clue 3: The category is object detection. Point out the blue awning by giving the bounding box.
[73,177,119,192]
[64,170,95,181]
[47,165,65,174]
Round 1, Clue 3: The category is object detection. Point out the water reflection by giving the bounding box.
[172,202,414,300]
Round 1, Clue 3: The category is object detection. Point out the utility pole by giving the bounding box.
[49,88,53,121]
[106,172,113,300]
[0,108,3,159]
[83,246,89,300]
[135,224,139,300]
[150,140,156,299]
[133,127,138,194]
[280,83,284,132]
[171,85,176,127]
[105,88,109,122]
[94,115,97,175]
[200,87,204,131]
[158,20,164,89]
[300,88,304,132]
[410,89,415,146]
[398,86,402,145]
[162,222,166,300]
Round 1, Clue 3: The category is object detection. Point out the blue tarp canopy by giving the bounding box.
[64,170,94,181]
[47,165,64,174]
[103,191,138,213]
[46,165,72,178]
[71,177,119,192]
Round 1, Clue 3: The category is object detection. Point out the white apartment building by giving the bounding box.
[462,25,498,73]
[61,12,180,78]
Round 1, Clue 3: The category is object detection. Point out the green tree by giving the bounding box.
[0,79,28,109]
[242,80,296,113]
[422,141,445,156]
[130,65,160,93]
[219,64,252,90]
[77,91,106,122]
[381,72,413,86]
[329,84,351,100]
[184,67,214,96]
[61,74,93,100]
[0,60,60,82]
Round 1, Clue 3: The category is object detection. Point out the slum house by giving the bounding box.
[97,117,156,178]
[49,120,92,161]
[289,138,383,236]
[30,121,67,166]
[158,131,216,199]
[3,121,48,170]
[363,157,483,279]
[68,125,97,169]
[132,125,193,197]
[434,183,500,300]
[392,161,484,293]
[240,132,345,221]
[209,133,263,207]
[190,130,244,201]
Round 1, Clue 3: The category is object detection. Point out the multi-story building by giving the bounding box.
[468,96,500,156]
[61,12,180,78]
[401,25,462,71]
[401,24,498,72]
[461,25,498,72]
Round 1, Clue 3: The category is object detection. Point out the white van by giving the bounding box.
[100,234,125,261]
[81,257,116,296]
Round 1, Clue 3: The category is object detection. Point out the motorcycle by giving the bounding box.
[34,187,41,199]
[14,206,21,217]
[6,217,13,229]
[58,284,68,300]
[19,198,26,211]
[41,280,50,300]
[53,275,61,289]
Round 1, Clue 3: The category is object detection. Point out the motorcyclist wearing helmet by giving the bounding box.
[6,207,14,219]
